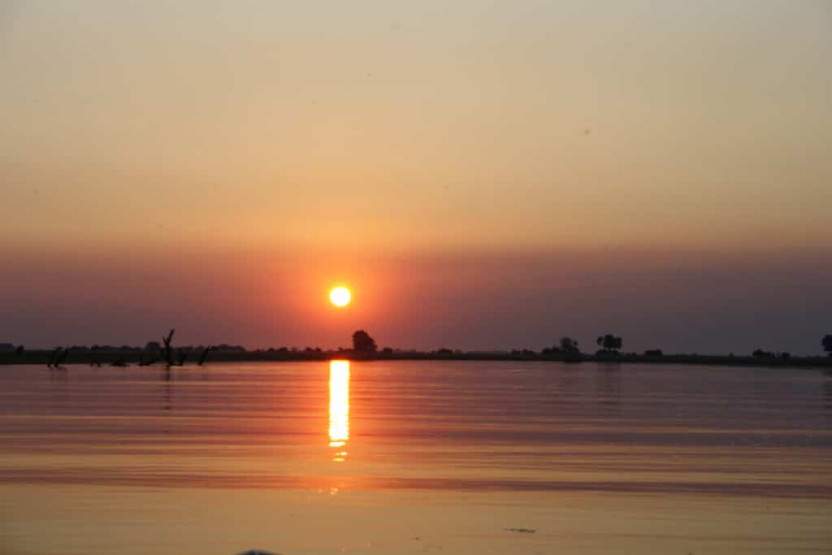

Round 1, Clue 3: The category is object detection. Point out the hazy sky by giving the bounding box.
[2,1,831,353]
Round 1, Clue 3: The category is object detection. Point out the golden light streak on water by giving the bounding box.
[328,360,350,461]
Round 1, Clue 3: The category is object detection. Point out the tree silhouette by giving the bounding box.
[559,337,580,353]
[352,330,378,353]
[823,335,832,357]
[596,334,623,353]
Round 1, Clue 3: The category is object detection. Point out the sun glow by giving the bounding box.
[329,360,350,462]
[329,286,351,307]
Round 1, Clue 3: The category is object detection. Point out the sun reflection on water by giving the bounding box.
[329,360,350,462]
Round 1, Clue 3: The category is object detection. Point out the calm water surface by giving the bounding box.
[0,361,830,554]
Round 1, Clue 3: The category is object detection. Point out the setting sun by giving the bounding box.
[329,286,351,308]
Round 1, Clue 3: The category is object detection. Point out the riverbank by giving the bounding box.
[2,349,831,369]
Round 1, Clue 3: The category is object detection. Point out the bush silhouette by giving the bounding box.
[596,334,623,353]
[559,337,580,353]
[352,330,378,353]
[823,335,832,357]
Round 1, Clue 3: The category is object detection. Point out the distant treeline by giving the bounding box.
[2,348,832,368]
[1,331,831,368]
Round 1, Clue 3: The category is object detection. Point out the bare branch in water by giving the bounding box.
[162,329,176,367]
[198,346,215,366]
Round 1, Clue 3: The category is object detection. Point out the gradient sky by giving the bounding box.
[2,1,831,354]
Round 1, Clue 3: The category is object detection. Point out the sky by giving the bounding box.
[1,1,831,354]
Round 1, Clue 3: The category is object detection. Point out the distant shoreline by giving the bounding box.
[2,350,831,369]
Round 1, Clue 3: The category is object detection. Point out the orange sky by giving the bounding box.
[1,2,831,353]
